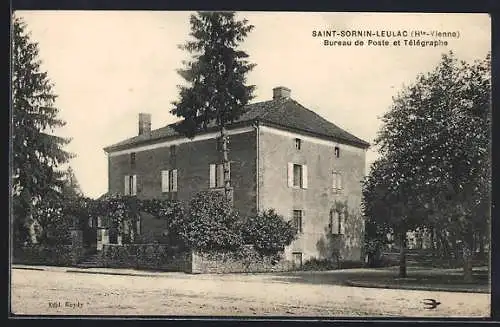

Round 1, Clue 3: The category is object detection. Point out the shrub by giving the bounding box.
[240,209,297,257]
[338,260,364,269]
[140,199,186,246]
[13,244,73,266]
[182,191,243,253]
[301,258,338,271]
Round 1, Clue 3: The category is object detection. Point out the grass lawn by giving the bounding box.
[271,266,490,293]
[344,266,490,293]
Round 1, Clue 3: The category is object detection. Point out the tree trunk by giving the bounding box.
[399,231,407,278]
[452,235,458,260]
[463,231,474,282]
[463,241,473,282]
[221,126,232,202]
[430,227,435,257]
[479,232,485,257]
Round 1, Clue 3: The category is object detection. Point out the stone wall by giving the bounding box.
[190,247,294,274]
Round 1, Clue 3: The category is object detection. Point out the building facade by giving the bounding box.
[104,87,369,264]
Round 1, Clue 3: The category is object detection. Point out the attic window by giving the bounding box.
[170,145,176,157]
[216,137,222,152]
[295,138,302,150]
[334,146,340,158]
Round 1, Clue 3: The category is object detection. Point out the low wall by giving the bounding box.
[190,246,294,274]
[99,244,191,272]
[13,245,75,266]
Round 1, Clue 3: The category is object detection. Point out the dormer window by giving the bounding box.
[334,146,340,158]
[295,138,302,150]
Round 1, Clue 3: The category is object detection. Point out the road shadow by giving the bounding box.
[269,267,490,290]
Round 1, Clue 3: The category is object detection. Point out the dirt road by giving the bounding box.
[10,268,490,317]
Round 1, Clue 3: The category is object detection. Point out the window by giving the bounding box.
[295,138,302,150]
[330,210,344,235]
[130,152,136,169]
[209,163,230,188]
[333,171,343,192]
[293,210,303,233]
[334,146,340,158]
[288,163,308,188]
[293,164,302,187]
[170,145,176,158]
[161,169,178,192]
[124,175,137,195]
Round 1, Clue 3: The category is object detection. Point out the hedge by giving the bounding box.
[100,244,189,271]
[13,245,74,266]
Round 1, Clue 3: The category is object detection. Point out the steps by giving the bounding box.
[76,253,102,268]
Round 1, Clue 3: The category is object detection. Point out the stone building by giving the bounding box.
[103,86,369,265]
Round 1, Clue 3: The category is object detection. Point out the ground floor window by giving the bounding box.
[293,210,303,233]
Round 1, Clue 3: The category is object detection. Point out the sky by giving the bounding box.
[15,11,491,198]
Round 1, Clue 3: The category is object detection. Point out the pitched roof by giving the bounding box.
[103,98,370,152]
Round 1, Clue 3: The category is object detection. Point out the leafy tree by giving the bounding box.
[362,157,426,275]
[182,191,243,252]
[32,200,71,246]
[366,51,491,280]
[61,166,82,199]
[12,16,73,245]
[171,12,256,200]
[240,209,297,257]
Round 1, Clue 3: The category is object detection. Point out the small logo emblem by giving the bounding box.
[422,298,441,310]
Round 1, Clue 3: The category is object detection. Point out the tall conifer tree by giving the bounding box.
[12,16,73,244]
[171,12,256,200]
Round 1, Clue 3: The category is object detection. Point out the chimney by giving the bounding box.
[273,86,291,100]
[138,113,151,136]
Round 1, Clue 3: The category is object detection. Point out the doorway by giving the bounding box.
[292,252,303,269]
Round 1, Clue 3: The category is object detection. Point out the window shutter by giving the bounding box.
[302,164,308,189]
[209,164,216,188]
[124,175,130,195]
[333,172,337,189]
[172,169,178,192]
[338,173,343,189]
[287,163,294,187]
[131,175,137,195]
[161,170,169,193]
